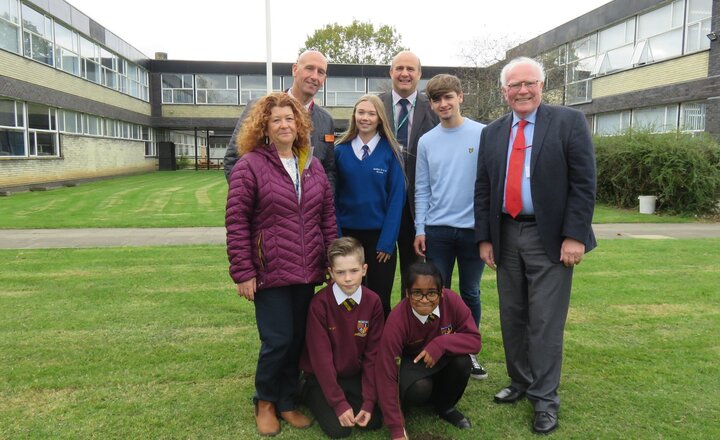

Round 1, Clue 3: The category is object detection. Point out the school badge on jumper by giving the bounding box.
[354,320,369,337]
[440,324,454,335]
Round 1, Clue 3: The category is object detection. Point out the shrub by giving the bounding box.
[594,130,720,215]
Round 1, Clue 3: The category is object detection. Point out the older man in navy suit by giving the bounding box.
[474,57,596,434]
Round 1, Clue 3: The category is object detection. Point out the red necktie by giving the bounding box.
[505,120,528,218]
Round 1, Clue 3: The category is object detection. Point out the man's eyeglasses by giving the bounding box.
[409,289,440,301]
[506,80,540,91]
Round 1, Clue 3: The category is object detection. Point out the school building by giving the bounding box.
[1,0,718,188]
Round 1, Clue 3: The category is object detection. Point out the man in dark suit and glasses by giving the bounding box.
[474,57,596,434]
[378,51,439,300]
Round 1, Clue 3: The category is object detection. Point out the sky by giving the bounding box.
[65,0,614,66]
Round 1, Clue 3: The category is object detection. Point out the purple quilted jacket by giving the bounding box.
[226,145,337,289]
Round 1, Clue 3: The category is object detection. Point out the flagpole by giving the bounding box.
[265,0,272,94]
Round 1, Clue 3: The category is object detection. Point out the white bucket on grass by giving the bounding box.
[638,195,657,214]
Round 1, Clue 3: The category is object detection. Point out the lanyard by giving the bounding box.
[392,98,416,136]
[292,156,300,199]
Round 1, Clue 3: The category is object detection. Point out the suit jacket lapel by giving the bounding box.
[497,114,512,181]
[410,94,429,148]
[530,104,551,173]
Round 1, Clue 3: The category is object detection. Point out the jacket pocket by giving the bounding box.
[257,232,265,271]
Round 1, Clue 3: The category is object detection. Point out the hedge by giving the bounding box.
[593,131,720,215]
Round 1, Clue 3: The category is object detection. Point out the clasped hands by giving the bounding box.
[338,408,372,428]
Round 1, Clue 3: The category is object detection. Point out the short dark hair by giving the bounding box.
[405,261,443,294]
[327,236,365,266]
[425,74,463,101]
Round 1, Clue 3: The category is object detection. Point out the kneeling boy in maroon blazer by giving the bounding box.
[300,237,385,438]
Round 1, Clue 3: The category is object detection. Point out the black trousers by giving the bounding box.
[397,201,420,299]
[303,374,383,438]
[400,354,472,414]
[254,284,314,412]
[342,228,397,317]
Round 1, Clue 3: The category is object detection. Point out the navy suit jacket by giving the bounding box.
[474,104,597,263]
[379,91,438,216]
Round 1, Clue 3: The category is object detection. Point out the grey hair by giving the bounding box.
[500,57,546,87]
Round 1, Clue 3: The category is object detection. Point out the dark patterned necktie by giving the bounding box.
[361,144,369,160]
[426,313,437,323]
[341,298,357,312]
[396,98,410,149]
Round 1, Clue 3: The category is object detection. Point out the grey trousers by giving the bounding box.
[497,217,573,412]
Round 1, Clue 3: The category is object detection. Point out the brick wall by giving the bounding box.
[0,135,156,188]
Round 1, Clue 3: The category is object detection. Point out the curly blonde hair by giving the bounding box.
[237,92,313,155]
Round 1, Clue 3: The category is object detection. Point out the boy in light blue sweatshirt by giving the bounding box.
[413,73,487,380]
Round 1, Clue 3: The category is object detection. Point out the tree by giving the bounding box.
[300,20,408,64]
[456,33,522,123]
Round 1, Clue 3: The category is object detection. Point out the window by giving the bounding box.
[83,114,102,136]
[0,0,20,54]
[80,35,100,84]
[143,127,156,156]
[680,102,705,132]
[53,21,79,76]
[27,103,58,156]
[368,78,391,94]
[0,98,25,156]
[595,111,631,135]
[566,34,596,104]
[239,75,281,104]
[325,77,365,106]
[21,4,53,66]
[100,47,118,90]
[58,109,81,134]
[162,74,194,104]
[633,105,678,132]
[593,18,636,75]
[634,0,684,64]
[685,0,712,53]
[196,74,238,105]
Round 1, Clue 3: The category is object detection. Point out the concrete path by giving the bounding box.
[1,223,719,249]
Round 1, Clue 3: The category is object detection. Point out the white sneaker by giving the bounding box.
[469,354,488,380]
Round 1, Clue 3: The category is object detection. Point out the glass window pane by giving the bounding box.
[646,28,683,61]
[173,90,193,104]
[368,78,391,93]
[27,103,50,129]
[162,74,182,89]
[0,128,25,156]
[688,0,712,22]
[21,4,49,38]
[0,99,16,126]
[0,0,20,23]
[33,132,56,155]
[680,102,705,131]
[0,18,20,53]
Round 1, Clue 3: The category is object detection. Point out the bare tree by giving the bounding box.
[456,34,523,123]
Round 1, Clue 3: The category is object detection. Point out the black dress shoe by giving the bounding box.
[533,411,558,434]
[493,386,526,404]
[438,407,471,429]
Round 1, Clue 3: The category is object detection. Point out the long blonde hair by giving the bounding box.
[336,94,404,170]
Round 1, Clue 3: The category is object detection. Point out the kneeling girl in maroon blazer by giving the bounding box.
[375,261,481,439]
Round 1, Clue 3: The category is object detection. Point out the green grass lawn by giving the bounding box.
[0,171,705,228]
[1,240,718,439]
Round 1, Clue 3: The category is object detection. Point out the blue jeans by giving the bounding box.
[425,225,484,328]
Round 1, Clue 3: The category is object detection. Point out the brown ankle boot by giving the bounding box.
[255,400,280,436]
[279,409,312,429]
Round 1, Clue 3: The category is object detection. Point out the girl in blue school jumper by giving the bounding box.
[334,94,406,318]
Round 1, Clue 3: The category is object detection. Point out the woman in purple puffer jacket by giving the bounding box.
[226,92,337,436]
